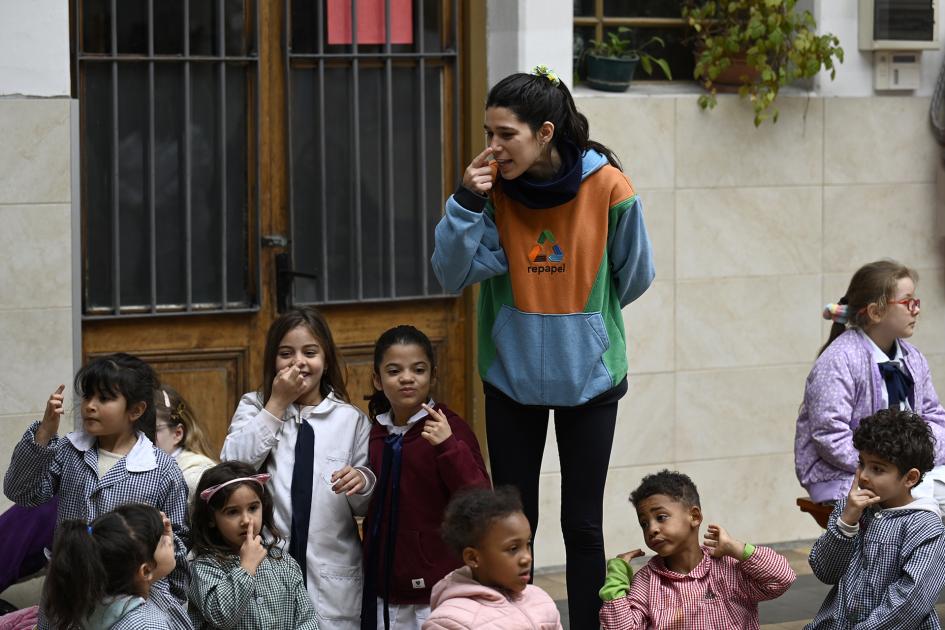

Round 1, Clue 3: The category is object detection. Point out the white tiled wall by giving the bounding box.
[532,92,945,568]
[0,97,74,513]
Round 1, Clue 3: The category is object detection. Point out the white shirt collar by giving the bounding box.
[66,429,158,472]
[375,399,436,431]
[859,329,904,365]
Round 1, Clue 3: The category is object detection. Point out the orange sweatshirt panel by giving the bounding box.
[492,165,635,314]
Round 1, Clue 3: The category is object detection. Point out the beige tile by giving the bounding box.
[676,365,810,461]
[823,183,943,274]
[0,414,37,514]
[613,373,675,467]
[532,574,568,600]
[577,95,675,191]
[675,95,824,188]
[680,453,825,545]
[624,281,674,375]
[642,189,674,280]
[676,275,822,370]
[0,308,74,414]
[825,96,938,185]
[0,98,71,204]
[0,204,72,309]
[676,187,822,279]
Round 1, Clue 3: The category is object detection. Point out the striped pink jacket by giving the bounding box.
[599,546,795,630]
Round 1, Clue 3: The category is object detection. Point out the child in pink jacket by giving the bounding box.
[423,487,562,630]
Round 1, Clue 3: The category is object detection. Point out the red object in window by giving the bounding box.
[327,0,414,45]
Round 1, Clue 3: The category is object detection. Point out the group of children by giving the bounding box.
[1,266,945,630]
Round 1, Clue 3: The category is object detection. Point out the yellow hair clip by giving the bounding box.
[531,64,560,86]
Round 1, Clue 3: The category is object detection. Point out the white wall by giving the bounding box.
[0,1,75,514]
[815,0,945,96]
[486,0,573,89]
[0,0,70,97]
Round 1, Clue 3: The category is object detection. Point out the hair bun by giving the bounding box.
[823,303,849,324]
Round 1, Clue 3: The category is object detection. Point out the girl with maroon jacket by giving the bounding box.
[361,325,491,630]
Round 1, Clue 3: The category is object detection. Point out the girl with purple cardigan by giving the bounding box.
[795,260,945,508]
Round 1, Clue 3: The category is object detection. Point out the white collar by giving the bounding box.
[66,430,157,472]
[375,399,436,429]
[294,391,343,421]
[859,329,904,365]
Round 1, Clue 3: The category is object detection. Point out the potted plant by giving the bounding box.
[683,0,844,125]
[583,27,672,92]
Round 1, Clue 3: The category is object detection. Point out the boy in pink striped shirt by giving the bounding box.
[599,470,796,629]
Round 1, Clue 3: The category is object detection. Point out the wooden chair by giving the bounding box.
[796,497,832,529]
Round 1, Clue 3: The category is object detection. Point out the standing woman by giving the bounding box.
[431,67,654,628]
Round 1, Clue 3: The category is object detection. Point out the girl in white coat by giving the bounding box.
[221,307,375,629]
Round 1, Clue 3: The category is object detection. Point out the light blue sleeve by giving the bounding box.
[608,195,654,307]
[431,195,508,293]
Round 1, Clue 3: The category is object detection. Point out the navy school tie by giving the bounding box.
[879,361,915,410]
[289,415,315,585]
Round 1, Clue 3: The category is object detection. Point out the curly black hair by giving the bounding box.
[441,486,525,554]
[853,409,935,483]
[630,469,701,509]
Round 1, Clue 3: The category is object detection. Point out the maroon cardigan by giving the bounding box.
[362,403,491,605]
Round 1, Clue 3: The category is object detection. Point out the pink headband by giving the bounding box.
[199,474,271,503]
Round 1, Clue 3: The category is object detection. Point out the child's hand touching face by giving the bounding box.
[420,404,452,446]
[36,384,66,446]
[703,524,746,560]
[331,465,366,496]
[239,527,267,576]
[268,366,309,411]
[841,469,882,525]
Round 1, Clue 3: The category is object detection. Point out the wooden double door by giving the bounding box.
[77,0,482,454]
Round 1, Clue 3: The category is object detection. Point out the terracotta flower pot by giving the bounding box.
[698,52,761,93]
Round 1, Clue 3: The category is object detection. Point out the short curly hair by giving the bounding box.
[853,409,935,483]
[630,470,701,509]
[441,486,525,554]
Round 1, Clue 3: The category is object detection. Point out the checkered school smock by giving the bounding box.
[188,552,319,630]
[805,497,945,629]
[109,598,178,630]
[3,421,191,628]
[599,545,796,629]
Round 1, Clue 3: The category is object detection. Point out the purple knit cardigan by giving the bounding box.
[794,329,945,502]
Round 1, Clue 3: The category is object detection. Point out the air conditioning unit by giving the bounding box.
[859,0,939,51]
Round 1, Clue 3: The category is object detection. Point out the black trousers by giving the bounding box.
[484,378,626,630]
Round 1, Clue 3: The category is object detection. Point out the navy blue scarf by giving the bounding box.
[498,140,583,209]
[879,361,915,409]
[361,433,405,630]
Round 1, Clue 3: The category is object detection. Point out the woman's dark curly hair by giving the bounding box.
[853,409,935,483]
[191,461,283,563]
[630,469,701,509]
[441,486,524,554]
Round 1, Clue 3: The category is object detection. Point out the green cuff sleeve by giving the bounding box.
[742,543,756,561]
[599,557,635,602]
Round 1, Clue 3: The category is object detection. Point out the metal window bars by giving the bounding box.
[76,0,261,318]
[285,0,460,304]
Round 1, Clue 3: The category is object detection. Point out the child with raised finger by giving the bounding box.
[221,307,373,628]
[806,409,945,629]
[599,470,795,629]
[188,461,318,629]
[362,325,491,630]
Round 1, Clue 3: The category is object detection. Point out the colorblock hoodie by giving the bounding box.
[431,149,654,407]
[423,566,562,630]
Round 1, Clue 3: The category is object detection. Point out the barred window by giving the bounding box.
[76,0,259,317]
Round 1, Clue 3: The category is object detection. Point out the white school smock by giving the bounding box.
[221,391,376,629]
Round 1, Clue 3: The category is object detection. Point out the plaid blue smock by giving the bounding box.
[110,598,178,630]
[188,552,319,630]
[3,421,191,624]
[805,497,945,629]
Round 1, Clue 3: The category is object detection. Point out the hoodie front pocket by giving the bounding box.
[490,305,612,406]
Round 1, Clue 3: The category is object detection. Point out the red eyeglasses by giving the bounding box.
[888,298,921,312]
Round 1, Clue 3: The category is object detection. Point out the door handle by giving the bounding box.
[275,252,318,313]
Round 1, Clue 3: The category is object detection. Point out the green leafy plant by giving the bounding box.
[683,0,843,125]
[589,27,673,80]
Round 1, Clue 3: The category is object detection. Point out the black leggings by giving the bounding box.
[485,379,625,630]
